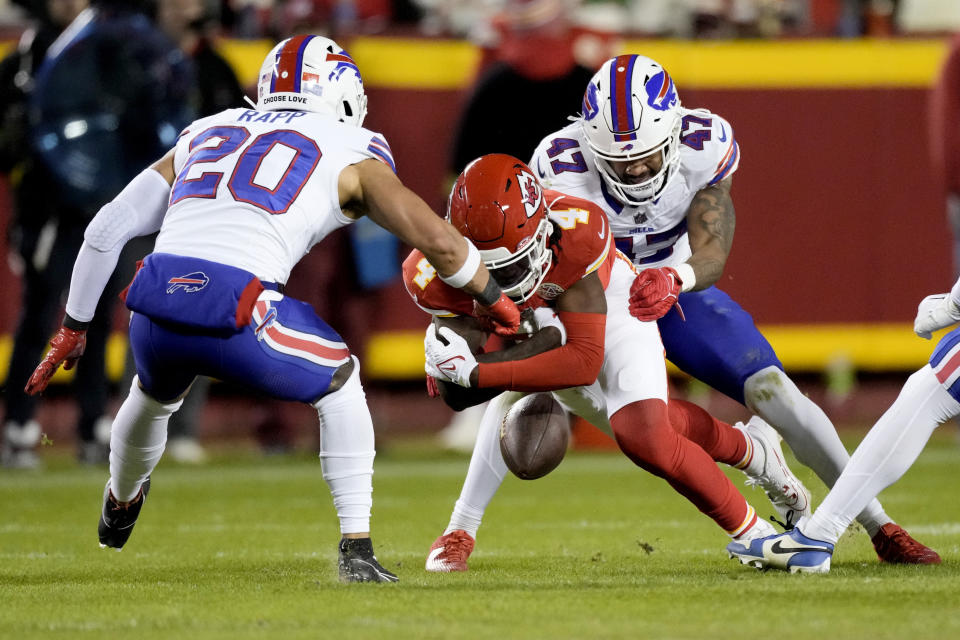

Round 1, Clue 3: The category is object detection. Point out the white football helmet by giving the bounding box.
[256,35,368,126]
[580,54,682,205]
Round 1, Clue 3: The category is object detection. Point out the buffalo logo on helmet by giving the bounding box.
[326,51,362,82]
[516,169,543,219]
[166,272,210,294]
[644,69,678,112]
[582,82,600,121]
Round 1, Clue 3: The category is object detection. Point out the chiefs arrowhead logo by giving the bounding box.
[516,169,543,219]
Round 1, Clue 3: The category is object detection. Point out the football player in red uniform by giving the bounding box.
[402,154,810,572]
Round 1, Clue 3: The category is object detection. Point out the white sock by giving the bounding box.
[109,377,183,502]
[732,510,776,542]
[744,365,889,536]
[445,393,517,537]
[313,357,375,536]
[803,366,960,545]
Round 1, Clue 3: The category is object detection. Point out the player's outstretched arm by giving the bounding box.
[684,175,736,290]
[24,149,176,395]
[343,159,519,332]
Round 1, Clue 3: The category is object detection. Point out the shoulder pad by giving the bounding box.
[530,124,594,192]
[678,109,740,190]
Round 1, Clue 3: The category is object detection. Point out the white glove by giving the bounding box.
[532,307,567,345]
[424,325,477,387]
[914,293,960,339]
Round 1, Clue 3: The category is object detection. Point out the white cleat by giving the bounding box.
[739,417,811,527]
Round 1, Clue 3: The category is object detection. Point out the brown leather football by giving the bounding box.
[499,393,570,480]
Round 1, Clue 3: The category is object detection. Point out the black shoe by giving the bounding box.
[337,537,398,583]
[98,477,150,550]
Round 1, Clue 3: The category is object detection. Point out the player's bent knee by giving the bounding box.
[742,365,790,409]
[312,356,361,407]
[131,375,185,413]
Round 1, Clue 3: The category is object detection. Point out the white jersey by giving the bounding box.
[529,107,738,269]
[154,107,396,284]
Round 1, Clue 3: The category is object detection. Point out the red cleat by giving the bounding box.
[871,524,941,564]
[425,529,475,572]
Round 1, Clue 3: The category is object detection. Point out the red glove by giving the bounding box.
[474,293,521,337]
[24,326,87,395]
[629,266,683,321]
[426,375,440,398]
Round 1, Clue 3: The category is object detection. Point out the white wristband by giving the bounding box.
[675,263,696,293]
[438,238,481,290]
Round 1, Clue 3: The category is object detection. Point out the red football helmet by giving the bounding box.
[447,154,553,302]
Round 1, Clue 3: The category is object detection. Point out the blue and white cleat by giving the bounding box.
[727,526,834,574]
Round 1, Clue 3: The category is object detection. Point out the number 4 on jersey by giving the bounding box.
[550,208,590,230]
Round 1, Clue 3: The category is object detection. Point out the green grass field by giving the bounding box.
[3,432,959,640]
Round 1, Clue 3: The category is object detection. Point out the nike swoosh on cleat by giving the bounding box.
[426,547,448,568]
[770,540,831,555]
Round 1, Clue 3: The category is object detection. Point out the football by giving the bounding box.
[499,393,570,480]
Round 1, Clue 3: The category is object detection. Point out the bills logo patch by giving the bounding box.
[582,83,600,121]
[516,169,543,219]
[166,272,210,294]
[645,69,678,112]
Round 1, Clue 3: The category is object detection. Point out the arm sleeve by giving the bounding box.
[64,168,171,322]
[950,276,960,310]
[475,311,605,391]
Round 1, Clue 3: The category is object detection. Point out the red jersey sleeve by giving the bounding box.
[542,191,616,292]
[401,250,474,316]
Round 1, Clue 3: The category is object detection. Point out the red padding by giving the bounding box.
[236,278,265,328]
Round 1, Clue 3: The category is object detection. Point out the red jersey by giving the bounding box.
[403,190,616,317]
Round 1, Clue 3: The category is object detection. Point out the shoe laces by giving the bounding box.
[438,531,473,562]
[770,513,797,531]
[107,489,142,512]
[875,525,915,555]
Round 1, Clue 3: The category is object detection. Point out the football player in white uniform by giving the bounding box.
[728,286,960,572]
[24,35,521,583]
[527,54,937,563]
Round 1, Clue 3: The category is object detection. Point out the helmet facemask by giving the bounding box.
[480,217,553,303]
[589,115,681,206]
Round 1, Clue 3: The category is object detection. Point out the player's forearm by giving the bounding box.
[950,276,960,310]
[64,242,124,324]
[686,180,735,290]
[684,247,727,290]
[475,312,604,391]
[64,167,172,323]
[437,381,501,411]
[475,327,564,364]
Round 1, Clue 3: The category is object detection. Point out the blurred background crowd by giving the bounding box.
[2,1,960,43]
[0,0,959,468]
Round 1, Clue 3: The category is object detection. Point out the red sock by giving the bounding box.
[612,399,750,534]
[667,399,749,466]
